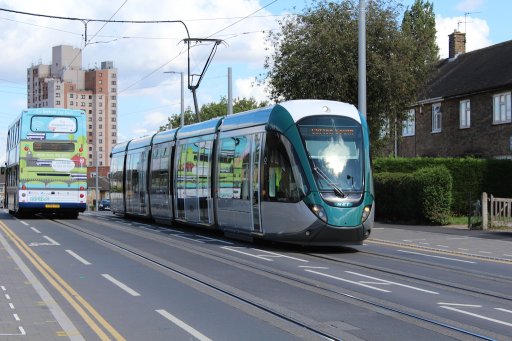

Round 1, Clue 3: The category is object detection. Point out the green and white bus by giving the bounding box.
[4,108,87,218]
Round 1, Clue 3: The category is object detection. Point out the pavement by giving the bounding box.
[369,222,512,262]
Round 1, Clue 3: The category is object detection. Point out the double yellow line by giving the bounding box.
[0,221,125,340]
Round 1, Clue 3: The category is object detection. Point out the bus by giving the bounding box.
[4,108,87,218]
[110,100,374,246]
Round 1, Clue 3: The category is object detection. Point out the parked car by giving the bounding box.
[99,199,111,211]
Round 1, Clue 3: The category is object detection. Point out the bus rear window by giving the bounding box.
[31,116,77,133]
[33,142,75,152]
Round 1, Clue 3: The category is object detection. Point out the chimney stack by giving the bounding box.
[449,30,466,58]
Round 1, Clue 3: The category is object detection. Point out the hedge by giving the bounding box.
[374,166,453,225]
[373,157,512,214]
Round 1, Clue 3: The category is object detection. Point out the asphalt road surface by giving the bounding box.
[1,211,511,340]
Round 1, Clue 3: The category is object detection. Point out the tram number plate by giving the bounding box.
[45,204,60,209]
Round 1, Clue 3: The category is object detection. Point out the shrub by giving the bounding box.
[374,166,452,225]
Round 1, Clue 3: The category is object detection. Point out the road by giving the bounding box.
[0,211,511,340]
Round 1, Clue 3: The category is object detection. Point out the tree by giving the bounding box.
[159,96,269,131]
[264,0,438,154]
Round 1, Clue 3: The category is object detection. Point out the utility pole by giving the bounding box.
[358,0,367,119]
[164,71,185,127]
[227,67,233,115]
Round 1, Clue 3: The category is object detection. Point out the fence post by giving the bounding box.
[482,192,488,230]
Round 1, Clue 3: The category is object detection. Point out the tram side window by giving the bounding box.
[263,132,308,203]
[218,136,250,200]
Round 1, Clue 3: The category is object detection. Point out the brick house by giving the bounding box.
[398,31,512,159]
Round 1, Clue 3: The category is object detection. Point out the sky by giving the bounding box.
[0,0,510,162]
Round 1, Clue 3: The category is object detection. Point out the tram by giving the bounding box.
[110,100,374,245]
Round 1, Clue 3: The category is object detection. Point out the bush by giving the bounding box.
[374,166,452,225]
[374,157,512,214]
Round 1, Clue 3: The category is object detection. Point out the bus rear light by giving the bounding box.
[79,186,85,190]
[24,146,29,151]
[22,185,26,190]
[80,194,84,198]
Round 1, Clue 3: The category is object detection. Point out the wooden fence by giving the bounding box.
[482,193,512,229]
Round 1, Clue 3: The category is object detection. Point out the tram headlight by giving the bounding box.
[361,205,372,223]
[309,204,328,223]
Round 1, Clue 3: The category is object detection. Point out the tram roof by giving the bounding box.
[219,106,273,132]
[176,117,223,140]
[152,128,179,145]
[277,100,361,124]
[127,134,155,151]
[111,140,130,155]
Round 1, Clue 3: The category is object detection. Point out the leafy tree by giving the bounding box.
[159,96,269,131]
[264,0,438,154]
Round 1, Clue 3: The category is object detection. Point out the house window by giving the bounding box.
[493,92,511,124]
[459,100,470,128]
[402,109,415,136]
[432,103,442,133]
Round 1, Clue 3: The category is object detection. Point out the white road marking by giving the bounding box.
[194,236,234,245]
[435,245,449,248]
[19,221,29,226]
[440,306,512,327]
[1,286,5,291]
[397,250,477,264]
[156,309,212,341]
[346,271,439,294]
[13,313,20,321]
[43,236,60,245]
[478,251,492,254]
[504,254,512,257]
[9,303,15,309]
[101,274,141,297]
[418,242,431,245]
[299,266,329,269]
[457,248,470,251]
[0,326,27,336]
[437,303,482,307]
[66,250,92,265]
[446,237,469,240]
[221,247,272,261]
[5,294,10,300]
[495,308,512,314]
[30,227,41,234]
[403,239,426,242]
[175,234,205,243]
[252,248,309,262]
[304,269,391,293]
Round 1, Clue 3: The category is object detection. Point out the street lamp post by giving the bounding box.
[164,71,185,127]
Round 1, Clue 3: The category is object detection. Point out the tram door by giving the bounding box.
[217,133,262,233]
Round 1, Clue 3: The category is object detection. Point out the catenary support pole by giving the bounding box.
[358,0,367,119]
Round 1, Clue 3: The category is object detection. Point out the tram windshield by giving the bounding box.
[298,116,363,193]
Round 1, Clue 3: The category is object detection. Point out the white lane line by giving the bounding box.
[457,248,470,251]
[13,313,20,321]
[403,239,426,242]
[101,274,141,297]
[221,246,272,261]
[440,306,512,327]
[435,245,449,248]
[345,271,439,294]
[438,303,482,307]
[30,227,41,234]
[446,237,469,240]
[65,250,92,265]
[195,236,234,245]
[9,303,15,309]
[19,221,29,226]
[43,236,60,246]
[1,286,5,291]
[397,250,477,264]
[156,309,212,341]
[5,294,10,300]
[495,308,512,314]
[304,269,391,293]
[175,234,205,243]
[418,242,431,245]
[478,251,492,254]
[252,248,309,263]
[299,266,329,269]
[18,327,26,335]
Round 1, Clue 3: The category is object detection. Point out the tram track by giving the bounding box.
[53,215,504,340]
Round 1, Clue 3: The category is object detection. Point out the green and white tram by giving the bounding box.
[110,100,373,245]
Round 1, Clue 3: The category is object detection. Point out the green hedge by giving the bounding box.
[374,157,512,214]
[374,166,453,225]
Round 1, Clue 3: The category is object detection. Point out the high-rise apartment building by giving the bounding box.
[27,45,118,167]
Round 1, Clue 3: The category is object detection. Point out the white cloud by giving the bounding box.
[455,0,485,12]
[235,76,271,103]
[435,15,491,58]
